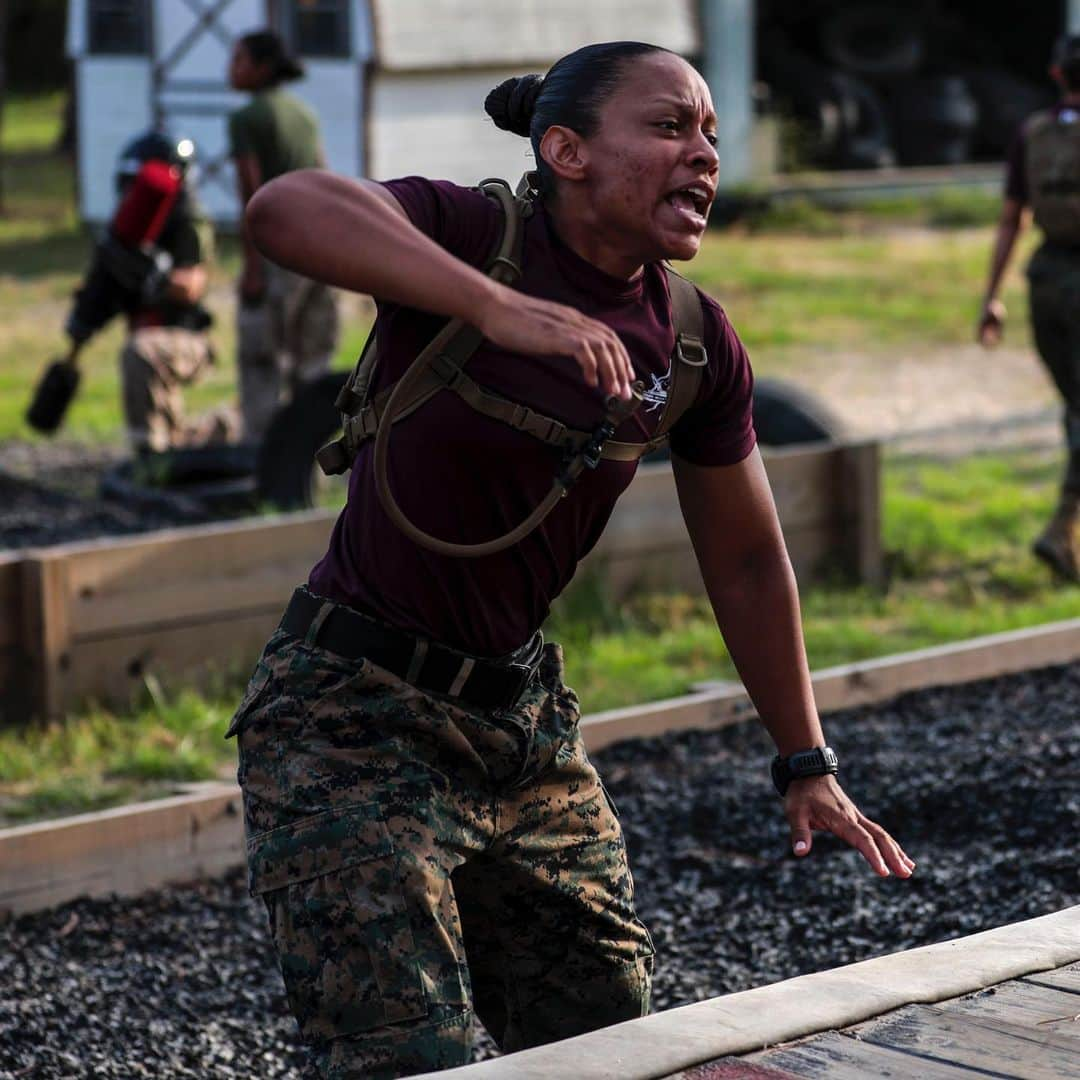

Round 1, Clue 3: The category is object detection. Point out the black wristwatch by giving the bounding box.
[771,746,839,797]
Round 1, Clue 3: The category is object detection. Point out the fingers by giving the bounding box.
[788,806,812,858]
[788,779,917,879]
[576,341,599,389]
[839,820,892,877]
[577,326,632,399]
[859,815,916,878]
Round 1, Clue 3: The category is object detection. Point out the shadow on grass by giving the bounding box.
[0,227,90,279]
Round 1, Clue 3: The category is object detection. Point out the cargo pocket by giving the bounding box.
[224,662,272,740]
[248,804,429,1042]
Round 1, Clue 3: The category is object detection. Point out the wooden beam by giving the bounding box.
[0,783,244,915]
[19,553,72,722]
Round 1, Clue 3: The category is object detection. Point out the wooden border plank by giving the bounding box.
[0,783,243,914]
[0,554,28,725]
[19,554,72,721]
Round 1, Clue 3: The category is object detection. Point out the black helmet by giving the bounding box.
[115,130,197,188]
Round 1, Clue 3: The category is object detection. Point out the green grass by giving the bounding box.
[1,91,66,155]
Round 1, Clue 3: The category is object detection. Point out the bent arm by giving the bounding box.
[982,197,1026,307]
[672,449,821,754]
[233,153,265,278]
[674,449,914,878]
[245,169,499,325]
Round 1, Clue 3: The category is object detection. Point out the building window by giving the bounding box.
[88,0,150,55]
[281,0,350,59]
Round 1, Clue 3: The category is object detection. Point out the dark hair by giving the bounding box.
[485,41,672,193]
[239,30,305,87]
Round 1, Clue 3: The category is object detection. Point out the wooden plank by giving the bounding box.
[1022,964,1080,996]
[53,511,335,638]
[943,982,1080,1038]
[837,441,883,587]
[675,1062,801,1079]
[850,1002,1080,1079]
[747,1031,981,1078]
[19,555,72,721]
[763,445,839,531]
[0,784,244,915]
[0,554,23,649]
[0,554,28,726]
[62,608,281,708]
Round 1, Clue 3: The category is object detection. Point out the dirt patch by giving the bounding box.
[760,343,1061,454]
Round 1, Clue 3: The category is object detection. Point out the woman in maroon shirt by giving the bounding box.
[229,41,913,1078]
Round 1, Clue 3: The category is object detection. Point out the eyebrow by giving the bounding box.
[645,97,717,125]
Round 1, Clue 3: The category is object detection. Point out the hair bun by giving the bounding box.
[484,74,543,137]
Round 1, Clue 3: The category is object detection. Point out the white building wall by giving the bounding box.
[370,0,697,71]
[75,59,153,225]
[369,69,540,185]
[153,0,266,224]
[288,0,375,179]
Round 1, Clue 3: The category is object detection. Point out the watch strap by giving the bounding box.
[771,746,839,797]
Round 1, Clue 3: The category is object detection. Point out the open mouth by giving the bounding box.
[664,184,712,223]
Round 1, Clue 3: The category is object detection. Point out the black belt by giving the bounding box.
[280,588,544,712]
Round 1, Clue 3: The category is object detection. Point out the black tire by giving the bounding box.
[829,71,895,170]
[256,371,348,510]
[820,7,924,80]
[889,75,978,167]
[752,378,845,446]
[99,443,260,518]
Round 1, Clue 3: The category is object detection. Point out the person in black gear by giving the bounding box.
[62,130,232,452]
[979,34,1080,581]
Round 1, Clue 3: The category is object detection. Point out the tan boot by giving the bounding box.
[1033,493,1080,582]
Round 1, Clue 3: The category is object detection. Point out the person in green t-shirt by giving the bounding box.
[228,30,340,442]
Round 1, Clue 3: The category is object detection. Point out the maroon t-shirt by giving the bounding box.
[308,178,756,655]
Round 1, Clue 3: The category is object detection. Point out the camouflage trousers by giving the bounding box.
[228,615,654,1079]
[237,261,340,442]
[121,326,235,452]
[1028,243,1080,495]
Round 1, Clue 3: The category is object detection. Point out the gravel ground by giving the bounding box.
[1,663,1077,1078]
[0,442,236,551]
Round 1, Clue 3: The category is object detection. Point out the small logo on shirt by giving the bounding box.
[642,369,670,413]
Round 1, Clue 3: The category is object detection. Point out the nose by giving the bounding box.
[688,127,719,172]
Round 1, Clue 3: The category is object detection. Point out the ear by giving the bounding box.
[539,125,589,183]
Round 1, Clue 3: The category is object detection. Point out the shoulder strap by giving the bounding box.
[316,178,526,476]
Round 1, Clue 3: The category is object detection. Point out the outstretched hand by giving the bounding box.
[477,285,634,399]
[785,774,915,878]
